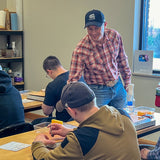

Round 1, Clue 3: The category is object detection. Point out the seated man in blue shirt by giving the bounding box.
[41,56,71,122]
[0,70,25,129]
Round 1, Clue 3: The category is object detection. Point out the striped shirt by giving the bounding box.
[68,28,131,89]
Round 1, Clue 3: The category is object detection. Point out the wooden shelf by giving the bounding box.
[0,31,24,90]
[0,30,23,35]
[0,57,22,59]
[0,57,23,63]
[14,81,24,85]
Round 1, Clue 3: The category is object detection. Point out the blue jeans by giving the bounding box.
[88,78,127,109]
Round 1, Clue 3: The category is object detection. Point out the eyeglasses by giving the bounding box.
[46,73,50,79]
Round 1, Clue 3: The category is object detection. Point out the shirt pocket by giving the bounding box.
[87,53,106,74]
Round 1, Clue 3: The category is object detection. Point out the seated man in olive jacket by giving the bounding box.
[31,82,140,160]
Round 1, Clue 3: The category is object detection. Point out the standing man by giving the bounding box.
[41,56,71,122]
[68,9,131,108]
[31,82,140,160]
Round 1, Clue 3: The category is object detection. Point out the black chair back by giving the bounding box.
[0,122,34,138]
[31,117,55,126]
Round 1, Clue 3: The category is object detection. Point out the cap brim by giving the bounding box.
[84,22,103,28]
[56,100,65,112]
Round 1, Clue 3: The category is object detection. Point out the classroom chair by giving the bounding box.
[31,117,56,126]
[0,122,34,138]
[139,138,156,160]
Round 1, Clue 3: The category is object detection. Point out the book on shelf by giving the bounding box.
[10,12,18,30]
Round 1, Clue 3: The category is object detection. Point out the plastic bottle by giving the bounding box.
[155,82,160,107]
[12,41,17,57]
[12,42,19,57]
[126,83,135,113]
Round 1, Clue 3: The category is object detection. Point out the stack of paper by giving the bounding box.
[27,91,45,102]
[131,114,155,130]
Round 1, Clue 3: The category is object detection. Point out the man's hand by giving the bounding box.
[140,148,150,159]
[48,123,73,137]
[33,134,56,146]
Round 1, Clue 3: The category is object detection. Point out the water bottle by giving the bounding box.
[155,82,160,107]
[126,84,135,113]
[12,41,19,57]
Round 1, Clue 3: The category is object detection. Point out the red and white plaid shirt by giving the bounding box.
[68,28,131,89]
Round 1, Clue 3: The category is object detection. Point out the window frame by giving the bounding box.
[139,0,160,74]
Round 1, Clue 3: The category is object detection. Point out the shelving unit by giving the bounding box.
[0,30,24,90]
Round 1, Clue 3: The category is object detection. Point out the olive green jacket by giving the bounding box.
[31,106,141,160]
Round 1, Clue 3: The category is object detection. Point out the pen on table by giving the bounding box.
[50,125,54,137]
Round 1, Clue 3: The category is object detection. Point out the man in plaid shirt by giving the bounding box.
[68,9,131,109]
[140,137,160,159]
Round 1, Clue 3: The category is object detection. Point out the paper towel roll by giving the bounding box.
[0,11,6,30]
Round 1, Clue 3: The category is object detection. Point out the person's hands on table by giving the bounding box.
[48,123,73,137]
[33,134,57,146]
[140,148,150,160]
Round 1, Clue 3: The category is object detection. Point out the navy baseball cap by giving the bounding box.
[84,9,105,28]
[56,82,95,112]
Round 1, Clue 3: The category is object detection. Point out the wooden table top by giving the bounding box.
[0,113,159,160]
[23,101,43,110]
[21,91,44,111]
[0,121,78,160]
[136,112,160,137]
[0,129,37,160]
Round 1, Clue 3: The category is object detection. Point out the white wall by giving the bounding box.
[22,0,160,110]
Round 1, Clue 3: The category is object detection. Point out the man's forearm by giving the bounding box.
[31,142,49,160]
[42,103,54,115]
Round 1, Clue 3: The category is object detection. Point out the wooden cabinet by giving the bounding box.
[0,31,24,90]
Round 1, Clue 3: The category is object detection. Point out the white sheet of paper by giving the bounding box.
[0,141,31,151]
[63,123,77,129]
[22,99,34,103]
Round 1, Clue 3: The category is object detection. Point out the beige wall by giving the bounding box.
[22,0,160,109]
[0,0,16,11]
[23,0,135,89]
[0,0,6,10]
[6,0,16,11]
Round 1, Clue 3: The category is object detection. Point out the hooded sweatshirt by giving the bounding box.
[32,106,141,160]
[0,70,24,129]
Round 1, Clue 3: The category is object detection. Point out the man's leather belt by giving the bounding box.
[106,79,118,87]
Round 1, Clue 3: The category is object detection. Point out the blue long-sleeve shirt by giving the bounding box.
[148,137,160,159]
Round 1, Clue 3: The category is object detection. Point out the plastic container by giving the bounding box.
[135,106,155,117]
[34,122,50,130]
